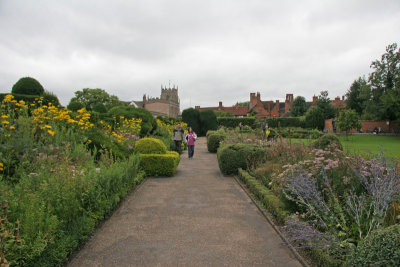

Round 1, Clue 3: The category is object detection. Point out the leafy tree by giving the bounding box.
[67,101,84,112]
[235,101,249,107]
[305,106,325,130]
[68,88,122,111]
[346,77,371,115]
[182,108,201,134]
[337,109,361,139]
[12,77,44,95]
[199,110,218,135]
[290,96,307,116]
[316,91,337,120]
[368,43,400,120]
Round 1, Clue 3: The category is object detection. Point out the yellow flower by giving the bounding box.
[0,162,3,171]
[47,130,55,136]
[10,126,15,130]
[1,115,8,119]
[3,94,14,102]
[1,120,9,125]
[44,125,52,129]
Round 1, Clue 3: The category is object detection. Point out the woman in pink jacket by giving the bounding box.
[185,127,197,159]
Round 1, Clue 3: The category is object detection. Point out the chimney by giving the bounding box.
[342,96,345,101]
[219,101,223,108]
[257,92,260,100]
[312,96,318,104]
[275,100,279,109]
[195,106,200,109]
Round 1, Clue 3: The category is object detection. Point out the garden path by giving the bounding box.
[67,137,302,267]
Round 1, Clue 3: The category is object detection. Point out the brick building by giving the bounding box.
[132,85,180,118]
[195,92,294,120]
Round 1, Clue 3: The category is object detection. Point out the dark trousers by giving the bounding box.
[188,145,194,158]
[174,140,182,154]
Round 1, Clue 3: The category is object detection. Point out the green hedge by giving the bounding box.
[265,117,306,128]
[217,143,265,175]
[207,133,226,153]
[217,117,256,129]
[347,225,400,266]
[140,151,180,177]
[237,169,289,224]
[278,127,323,139]
[313,133,343,150]
[135,138,167,154]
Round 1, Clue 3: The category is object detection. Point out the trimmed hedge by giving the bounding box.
[217,143,265,175]
[347,224,400,266]
[265,117,306,128]
[207,133,226,153]
[217,117,256,129]
[237,169,289,224]
[140,151,180,177]
[135,138,167,154]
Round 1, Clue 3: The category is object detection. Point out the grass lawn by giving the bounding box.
[291,135,400,160]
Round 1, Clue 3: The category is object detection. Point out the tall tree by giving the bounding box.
[290,96,307,117]
[346,77,371,115]
[316,91,337,120]
[68,88,122,111]
[368,43,400,119]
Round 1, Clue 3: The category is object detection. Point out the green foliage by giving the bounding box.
[238,169,289,224]
[213,110,234,117]
[152,127,173,150]
[290,96,308,117]
[345,77,371,115]
[135,137,167,154]
[207,133,226,153]
[11,77,44,96]
[84,127,131,160]
[217,117,256,129]
[199,110,218,136]
[337,109,361,137]
[265,117,306,128]
[313,133,343,150]
[0,93,59,107]
[140,151,180,176]
[182,108,201,133]
[217,143,265,175]
[278,127,323,139]
[68,88,123,112]
[305,106,325,130]
[347,225,400,266]
[67,101,84,112]
[107,105,156,137]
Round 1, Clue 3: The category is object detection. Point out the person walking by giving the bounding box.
[172,123,185,154]
[185,127,197,159]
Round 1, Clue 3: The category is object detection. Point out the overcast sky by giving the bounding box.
[0,0,399,110]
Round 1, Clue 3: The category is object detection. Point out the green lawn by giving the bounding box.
[291,135,400,160]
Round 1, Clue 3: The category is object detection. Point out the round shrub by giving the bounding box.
[313,133,343,150]
[12,77,45,95]
[207,133,226,153]
[217,143,265,175]
[347,225,400,266]
[135,138,167,154]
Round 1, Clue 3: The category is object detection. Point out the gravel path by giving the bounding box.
[67,137,302,267]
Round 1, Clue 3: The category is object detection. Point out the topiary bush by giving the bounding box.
[12,77,45,95]
[313,133,343,150]
[135,138,167,154]
[347,225,400,266]
[140,151,180,176]
[207,133,226,153]
[217,143,265,175]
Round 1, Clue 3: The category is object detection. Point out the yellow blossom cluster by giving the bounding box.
[156,119,188,134]
[101,116,142,143]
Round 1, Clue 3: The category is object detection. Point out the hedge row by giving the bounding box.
[265,117,306,128]
[237,169,289,224]
[140,151,180,177]
[217,117,256,129]
[217,143,265,175]
[207,132,226,153]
